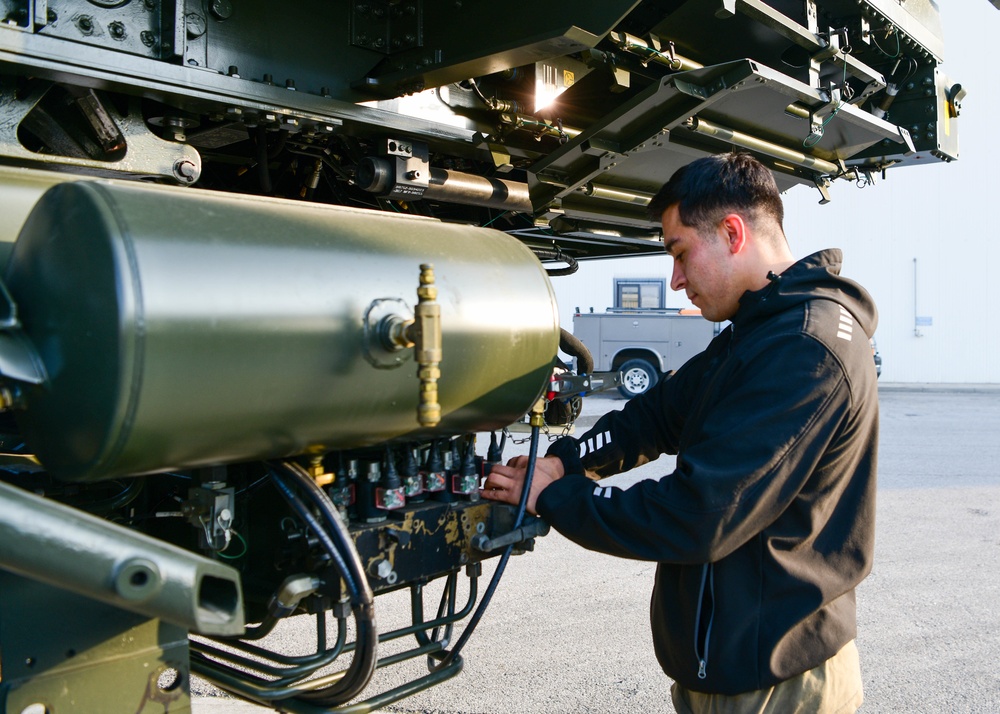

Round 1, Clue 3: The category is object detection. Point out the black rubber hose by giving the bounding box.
[269,462,377,706]
[238,611,281,642]
[532,249,579,277]
[559,327,594,375]
[431,423,540,670]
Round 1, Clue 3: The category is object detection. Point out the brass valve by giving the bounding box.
[412,264,442,427]
[380,264,442,427]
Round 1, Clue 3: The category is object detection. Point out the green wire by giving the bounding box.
[803,58,850,148]
[871,27,900,58]
[482,211,508,228]
[217,529,248,560]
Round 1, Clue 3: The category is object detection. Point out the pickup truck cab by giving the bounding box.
[573,309,719,398]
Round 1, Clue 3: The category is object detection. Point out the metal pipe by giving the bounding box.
[217,611,346,670]
[190,639,458,708]
[280,655,463,714]
[424,167,532,212]
[683,116,840,175]
[579,182,653,206]
[608,32,703,72]
[194,635,344,685]
[194,569,477,698]
[783,102,812,120]
[0,479,245,636]
[496,113,582,140]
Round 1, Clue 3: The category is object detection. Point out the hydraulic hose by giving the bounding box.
[269,462,377,707]
[431,423,540,670]
[559,328,594,375]
[238,611,282,641]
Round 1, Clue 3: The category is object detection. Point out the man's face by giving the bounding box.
[661,204,741,322]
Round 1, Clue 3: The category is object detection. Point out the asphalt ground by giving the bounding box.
[193,385,1000,713]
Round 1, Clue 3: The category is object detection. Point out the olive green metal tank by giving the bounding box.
[1,180,559,481]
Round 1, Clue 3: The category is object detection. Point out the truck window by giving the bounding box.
[614,279,666,309]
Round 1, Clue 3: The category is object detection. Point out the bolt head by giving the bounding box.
[210,0,233,20]
[185,12,207,38]
[173,160,199,183]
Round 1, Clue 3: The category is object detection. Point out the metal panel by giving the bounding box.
[529,59,908,218]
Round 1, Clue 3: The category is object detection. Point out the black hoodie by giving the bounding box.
[539,249,879,695]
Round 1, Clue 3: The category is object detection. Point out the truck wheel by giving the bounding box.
[617,359,659,399]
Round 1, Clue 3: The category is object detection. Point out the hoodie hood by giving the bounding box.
[732,249,878,338]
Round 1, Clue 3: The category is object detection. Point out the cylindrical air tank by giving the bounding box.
[0,180,559,481]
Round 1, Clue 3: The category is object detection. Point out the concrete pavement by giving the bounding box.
[194,386,1000,713]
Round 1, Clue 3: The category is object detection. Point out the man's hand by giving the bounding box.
[481,455,566,515]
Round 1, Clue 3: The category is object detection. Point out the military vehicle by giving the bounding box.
[0,1,962,711]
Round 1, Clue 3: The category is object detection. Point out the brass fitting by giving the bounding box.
[408,264,442,427]
[528,397,546,428]
[373,264,442,427]
[308,456,334,487]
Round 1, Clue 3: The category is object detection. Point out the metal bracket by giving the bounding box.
[814,177,832,205]
[185,484,236,552]
[0,0,50,32]
[548,371,622,397]
[0,81,201,184]
[385,138,429,200]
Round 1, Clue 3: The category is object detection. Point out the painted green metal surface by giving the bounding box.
[2,180,559,481]
[0,480,244,635]
[0,572,192,714]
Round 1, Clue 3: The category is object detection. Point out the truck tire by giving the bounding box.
[617,359,659,399]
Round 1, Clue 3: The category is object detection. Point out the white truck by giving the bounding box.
[573,309,719,398]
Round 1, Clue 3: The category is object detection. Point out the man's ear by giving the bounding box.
[721,213,747,254]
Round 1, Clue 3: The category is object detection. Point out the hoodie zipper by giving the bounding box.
[694,563,715,680]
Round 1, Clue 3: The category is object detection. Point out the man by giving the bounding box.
[483,152,878,713]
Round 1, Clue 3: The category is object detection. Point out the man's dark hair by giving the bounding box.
[647,153,785,235]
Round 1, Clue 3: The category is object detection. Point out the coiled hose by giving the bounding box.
[269,461,378,707]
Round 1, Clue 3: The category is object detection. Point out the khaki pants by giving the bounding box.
[671,641,864,714]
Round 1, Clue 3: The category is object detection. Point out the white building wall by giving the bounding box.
[550,0,999,384]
